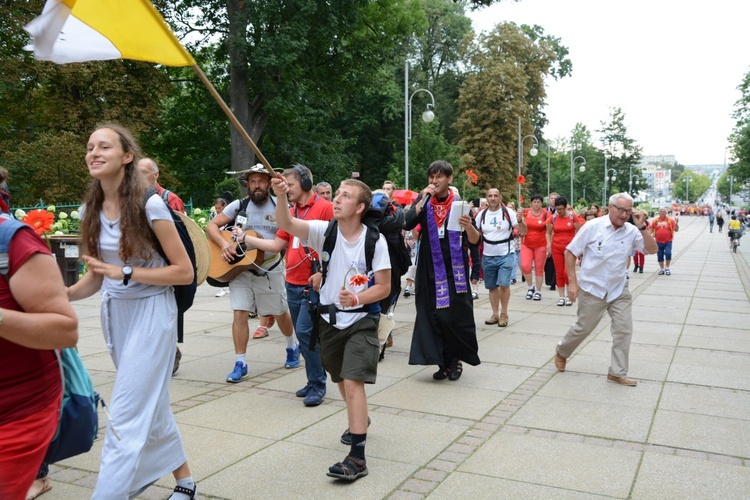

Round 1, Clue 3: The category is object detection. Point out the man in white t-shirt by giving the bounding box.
[465,188,517,327]
[272,176,391,483]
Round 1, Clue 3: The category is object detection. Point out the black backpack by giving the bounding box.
[146,188,197,343]
[320,192,411,313]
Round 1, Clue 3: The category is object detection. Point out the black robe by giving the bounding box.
[404,196,480,367]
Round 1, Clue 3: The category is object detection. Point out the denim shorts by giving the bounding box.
[482,253,514,289]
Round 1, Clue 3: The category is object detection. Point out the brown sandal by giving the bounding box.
[326,455,368,481]
[498,313,509,327]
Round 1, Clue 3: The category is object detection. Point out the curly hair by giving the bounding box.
[80,123,157,262]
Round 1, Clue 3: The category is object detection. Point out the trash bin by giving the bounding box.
[48,235,81,287]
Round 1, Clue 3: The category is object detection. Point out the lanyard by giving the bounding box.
[294,194,318,220]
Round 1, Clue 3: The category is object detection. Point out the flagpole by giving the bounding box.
[191,64,275,177]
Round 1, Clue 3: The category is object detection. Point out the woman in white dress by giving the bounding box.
[68,124,196,499]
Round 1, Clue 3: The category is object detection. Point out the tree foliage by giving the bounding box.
[456,22,571,200]
[672,171,710,204]
[0,1,172,206]
[729,67,750,185]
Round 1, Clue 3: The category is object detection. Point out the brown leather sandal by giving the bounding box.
[326,455,368,481]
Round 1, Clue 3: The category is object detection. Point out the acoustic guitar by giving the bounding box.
[208,230,265,282]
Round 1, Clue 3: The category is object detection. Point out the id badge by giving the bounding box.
[438,226,445,239]
[292,236,300,249]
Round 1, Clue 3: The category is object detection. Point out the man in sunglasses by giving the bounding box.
[553,193,657,386]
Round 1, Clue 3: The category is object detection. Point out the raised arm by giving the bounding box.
[271,176,309,240]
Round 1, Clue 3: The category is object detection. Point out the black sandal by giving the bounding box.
[326,455,368,481]
[448,359,463,381]
[433,366,449,380]
[172,484,197,499]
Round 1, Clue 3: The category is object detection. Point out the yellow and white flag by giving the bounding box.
[24,0,195,67]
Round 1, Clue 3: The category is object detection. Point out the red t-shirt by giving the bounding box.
[548,211,581,253]
[277,195,334,285]
[0,224,61,425]
[521,208,549,248]
[651,217,676,243]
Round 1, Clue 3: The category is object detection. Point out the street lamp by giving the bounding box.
[605,168,617,201]
[684,176,691,203]
[570,152,586,203]
[729,174,734,206]
[601,152,608,206]
[404,61,436,191]
[517,117,539,203]
[628,165,648,196]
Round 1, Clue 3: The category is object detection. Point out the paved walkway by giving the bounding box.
[45,216,749,499]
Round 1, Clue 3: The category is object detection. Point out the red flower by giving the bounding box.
[23,209,54,235]
[349,274,369,287]
[517,175,526,185]
[465,169,478,184]
[520,195,525,204]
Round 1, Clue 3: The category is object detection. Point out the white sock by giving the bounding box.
[285,335,297,349]
[236,353,247,366]
[170,477,196,500]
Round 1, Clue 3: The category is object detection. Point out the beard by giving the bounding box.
[249,188,270,205]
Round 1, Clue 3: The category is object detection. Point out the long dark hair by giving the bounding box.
[80,123,156,262]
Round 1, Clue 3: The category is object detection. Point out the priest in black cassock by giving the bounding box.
[404,160,480,381]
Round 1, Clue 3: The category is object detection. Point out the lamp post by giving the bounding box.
[628,164,644,198]
[517,117,539,203]
[547,143,551,198]
[684,176,691,203]
[601,152,608,206]
[729,174,734,206]
[570,151,586,203]
[404,61,435,191]
[605,168,617,201]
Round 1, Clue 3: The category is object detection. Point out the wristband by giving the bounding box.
[352,294,360,307]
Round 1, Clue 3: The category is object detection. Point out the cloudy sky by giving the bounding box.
[467,0,749,166]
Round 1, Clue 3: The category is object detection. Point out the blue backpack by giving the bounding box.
[0,218,98,463]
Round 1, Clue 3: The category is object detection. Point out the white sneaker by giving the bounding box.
[215,288,227,297]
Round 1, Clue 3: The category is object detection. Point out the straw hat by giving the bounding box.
[175,212,210,285]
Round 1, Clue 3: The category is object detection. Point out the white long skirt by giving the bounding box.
[93,289,187,499]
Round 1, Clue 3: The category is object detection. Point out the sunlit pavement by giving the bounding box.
[47,215,749,499]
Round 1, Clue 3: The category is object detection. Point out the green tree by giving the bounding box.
[673,171,710,204]
[167,0,419,176]
[598,107,643,198]
[0,1,172,205]
[456,22,571,199]
[729,67,750,184]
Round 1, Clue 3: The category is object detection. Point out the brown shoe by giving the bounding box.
[607,374,637,386]
[554,352,566,372]
[484,314,499,325]
[498,313,509,327]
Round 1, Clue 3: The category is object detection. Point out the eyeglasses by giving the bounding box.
[610,204,633,215]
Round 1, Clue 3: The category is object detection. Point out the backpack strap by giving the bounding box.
[320,220,338,288]
[479,206,514,251]
[0,218,26,279]
[161,189,171,204]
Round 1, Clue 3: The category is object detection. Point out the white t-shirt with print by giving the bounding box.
[304,220,391,330]
[477,206,517,257]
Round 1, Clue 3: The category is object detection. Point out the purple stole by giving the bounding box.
[426,201,467,309]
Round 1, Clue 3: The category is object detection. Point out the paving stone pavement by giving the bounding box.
[44,215,750,499]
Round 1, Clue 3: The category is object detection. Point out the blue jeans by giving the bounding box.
[286,284,326,391]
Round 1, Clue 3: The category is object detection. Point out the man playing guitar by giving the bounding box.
[206,164,299,383]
